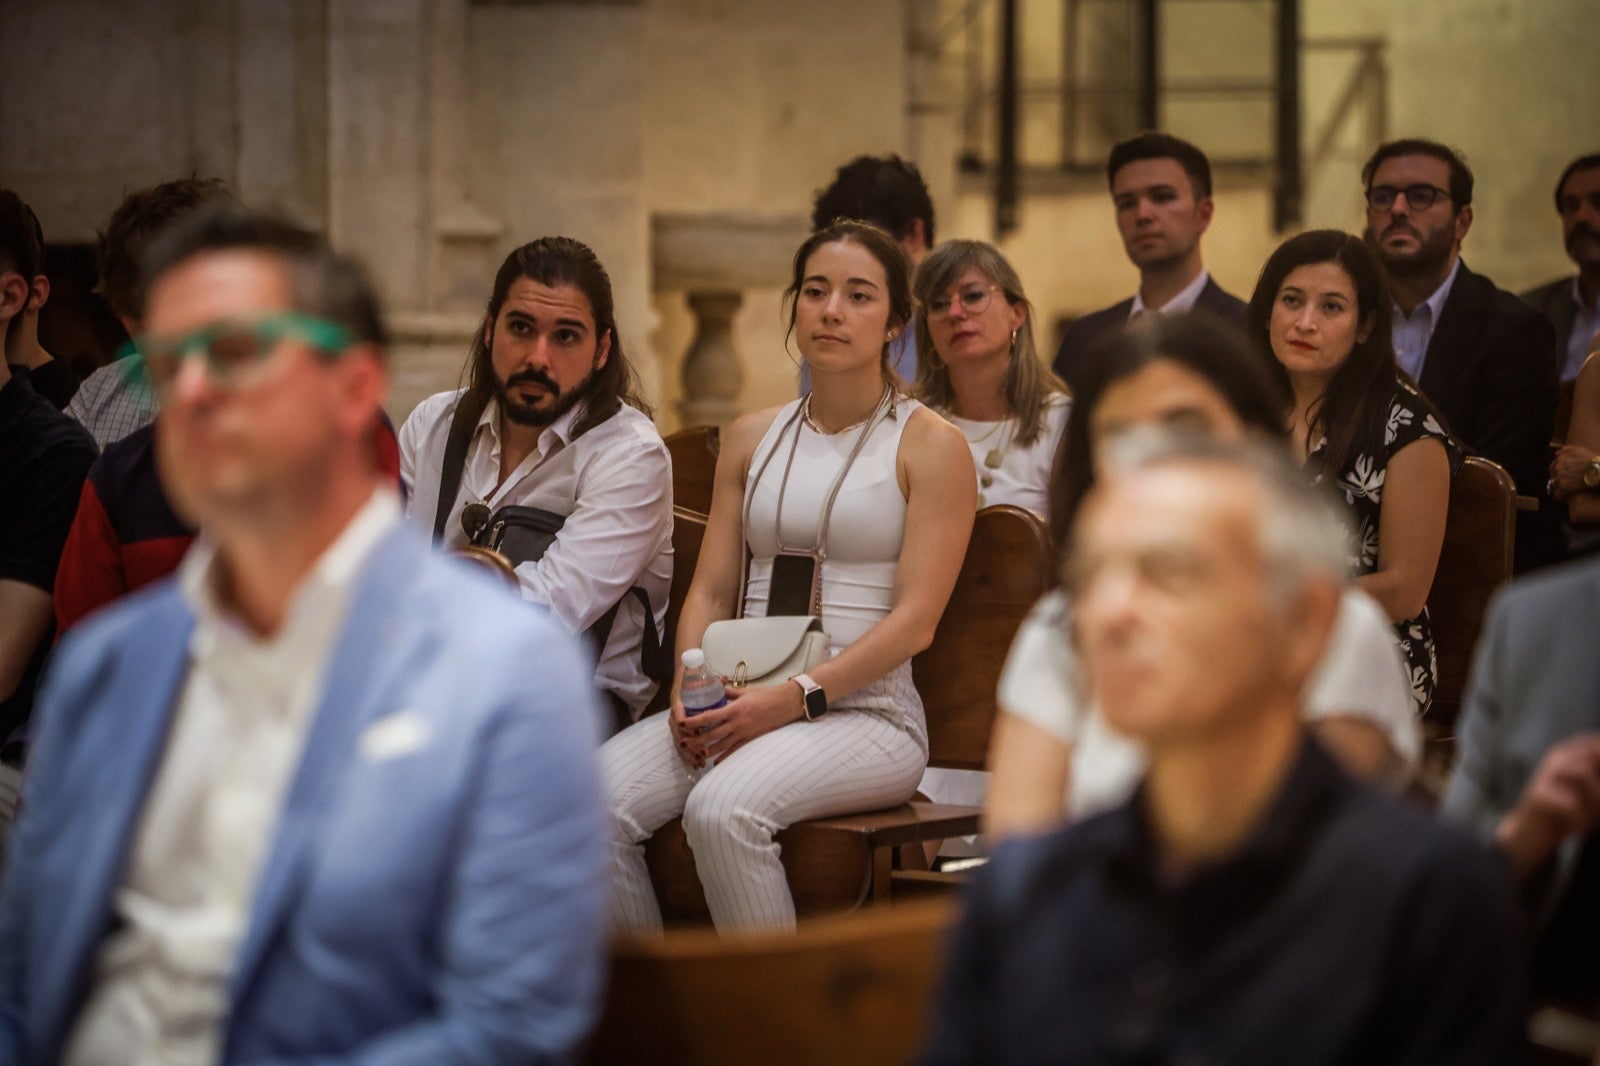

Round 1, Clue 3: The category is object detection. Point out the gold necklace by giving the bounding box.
[957,416,1014,508]
[802,392,880,436]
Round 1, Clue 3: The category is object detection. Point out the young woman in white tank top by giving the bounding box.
[599,221,976,933]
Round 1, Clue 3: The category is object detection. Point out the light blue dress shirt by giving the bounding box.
[1391,258,1462,382]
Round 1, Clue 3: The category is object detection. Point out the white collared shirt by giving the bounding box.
[64,489,401,1066]
[1128,268,1212,319]
[1391,257,1462,382]
[398,391,671,718]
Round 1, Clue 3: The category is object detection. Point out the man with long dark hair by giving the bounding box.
[399,237,671,733]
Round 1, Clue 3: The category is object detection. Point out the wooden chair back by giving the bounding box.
[586,898,954,1066]
[1426,456,1517,736]
[913,504,1054,771]
[665,425,720,516]
[643,506,708,716]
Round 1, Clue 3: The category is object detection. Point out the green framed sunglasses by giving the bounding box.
[127,312,357,392]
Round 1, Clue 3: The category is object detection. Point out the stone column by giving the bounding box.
[652,211,810,429]
[427,0,502,311]
[679,292,745,428]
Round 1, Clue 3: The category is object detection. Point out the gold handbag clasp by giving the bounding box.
[733,661,749,686]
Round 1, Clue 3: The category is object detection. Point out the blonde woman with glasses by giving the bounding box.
[913,240,1069,516]
[911,240,1069,860]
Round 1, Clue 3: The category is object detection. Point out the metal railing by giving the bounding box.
[941,0,1382,234]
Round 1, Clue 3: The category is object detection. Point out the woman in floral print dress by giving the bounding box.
[1248,229,1461,715]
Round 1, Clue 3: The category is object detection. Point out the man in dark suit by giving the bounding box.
[1521,153,1600,386]
[1051,133,1247,392]
[1444,553,1600,1001]
[1362,138,1561,570]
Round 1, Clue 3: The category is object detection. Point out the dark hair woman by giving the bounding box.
[912,239,1069,515]
[599,220,976,933]
[1247,228,1459,717]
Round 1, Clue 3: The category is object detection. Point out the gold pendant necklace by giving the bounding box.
[966,420,1012,509]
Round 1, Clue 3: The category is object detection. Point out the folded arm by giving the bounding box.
[513,434,673,633]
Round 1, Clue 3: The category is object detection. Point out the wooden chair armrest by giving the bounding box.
[799,802,982,848]
[889,868,973,895]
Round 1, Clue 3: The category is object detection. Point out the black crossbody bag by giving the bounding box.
[430,392,665,681]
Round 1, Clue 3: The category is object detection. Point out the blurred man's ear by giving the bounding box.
[1280,577,1341,691]
[898,217,929,264]
[25,275,49,314]
[0,273,28,321]
[333,343,391,441]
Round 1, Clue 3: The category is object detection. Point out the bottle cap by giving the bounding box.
[681,648,707,669]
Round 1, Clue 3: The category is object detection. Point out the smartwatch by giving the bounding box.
[1584,458,1600,490]
[792,673,827,721]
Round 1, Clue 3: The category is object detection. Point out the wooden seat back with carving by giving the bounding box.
[587,898,954,1066]
[665,425,720,516]
[1426,456,1517,739]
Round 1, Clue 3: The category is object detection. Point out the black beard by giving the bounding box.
[1364,220,1456,280]
[494,365,598,427]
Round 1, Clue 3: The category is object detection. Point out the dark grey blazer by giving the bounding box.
[1521,274,1581,368]
[1049,276,1247,394]
[1443,553,1600,849]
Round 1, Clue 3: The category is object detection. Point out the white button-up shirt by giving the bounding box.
[64,489,401,1066]
[398,391,672,718]
[1128,268,1212,319]
[1391,257,1462,382]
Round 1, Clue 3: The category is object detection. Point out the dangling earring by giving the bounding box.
[1010,329,1018,354]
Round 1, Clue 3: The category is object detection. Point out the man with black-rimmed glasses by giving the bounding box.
[1362,137,1560,570]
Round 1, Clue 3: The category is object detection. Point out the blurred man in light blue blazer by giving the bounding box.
[0,203,610,1065]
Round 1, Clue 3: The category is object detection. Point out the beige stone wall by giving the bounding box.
[642,0,909,430]
[938,0,1600,357]
[3,0,1594,430]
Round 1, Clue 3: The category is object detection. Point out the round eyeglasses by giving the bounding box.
[925,285,1001,321]
[1365,184,1452,211]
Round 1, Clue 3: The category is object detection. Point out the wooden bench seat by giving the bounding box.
[587,898,955,1065]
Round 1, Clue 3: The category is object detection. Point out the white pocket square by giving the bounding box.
[359,711,431,762]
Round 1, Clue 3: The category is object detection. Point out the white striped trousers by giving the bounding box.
[599,692,927,934]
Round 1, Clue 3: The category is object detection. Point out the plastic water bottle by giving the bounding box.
[679,648,726,775]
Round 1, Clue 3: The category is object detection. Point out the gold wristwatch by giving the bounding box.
[1583,458,1600,490]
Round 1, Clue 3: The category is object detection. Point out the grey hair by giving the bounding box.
[1098,427,1351,610]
